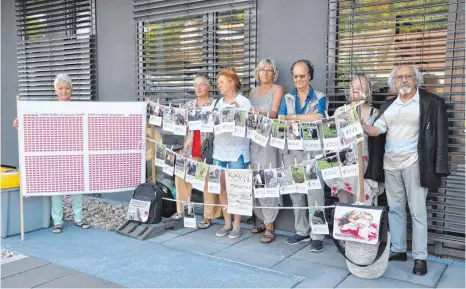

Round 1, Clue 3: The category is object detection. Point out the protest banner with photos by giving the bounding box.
[302,122,322,151]
[252,117,273,147]
[286,121,303,150]
[193,162,208,191]
[207,165,221,194]
[233,109,247,137]
[321,118,340,151]
[316,152,342,180]
[270,119,286,150]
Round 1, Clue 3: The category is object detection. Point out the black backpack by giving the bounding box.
[131,182,176,224]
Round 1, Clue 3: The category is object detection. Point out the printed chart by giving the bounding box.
[18,101,146,196]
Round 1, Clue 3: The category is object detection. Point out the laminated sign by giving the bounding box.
[225,169,253,216]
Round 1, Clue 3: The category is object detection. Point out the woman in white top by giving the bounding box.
[212,69,252,239]
[328,74,380,204]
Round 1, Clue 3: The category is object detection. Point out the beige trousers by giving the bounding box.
[174,158,222,219]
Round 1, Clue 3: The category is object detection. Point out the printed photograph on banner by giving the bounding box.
[225,169,253,216]
[173,108,187,136]
[291,164,307,193]
[163,149,175,176]
[333,206,381,244]
[163,106,175,132]
[207,165,221,194]
[301,122,322,151]
[155,143,166,168]
[335,107,363,143]
[263,169,280,197]
[213,109,223,135]
[252,117,272,147]
[174,154,186,179]
[316,152,342,180]
[286,121,303,150]
[246,112,260,139]
[126,198,151,222]
[232,109,247,137]
[303,159,322,190]
[188,108,202,131]
[185,159,198,184]
[148,101,163,126]
[183,201,197,228]
[270,119,286,149]
[220,107,235,133]
[310,207,330,235]
[277,167,296,195]
[200,107,214,132]
[321,118,340,151]
[253,170,267,198]
[193,162,208,191]
[339,143,359,178]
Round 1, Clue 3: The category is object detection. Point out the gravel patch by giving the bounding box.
[1,249,27,264]
[63,196,128,231]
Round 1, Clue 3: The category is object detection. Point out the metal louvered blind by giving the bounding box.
[16,0,97,100]
[326,0,465,258]
[134,0,257,104]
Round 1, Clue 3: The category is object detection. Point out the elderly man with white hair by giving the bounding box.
[13,73,90,234]
[363,65,449,276]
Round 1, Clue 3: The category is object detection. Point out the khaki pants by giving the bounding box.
[174,158,222,219]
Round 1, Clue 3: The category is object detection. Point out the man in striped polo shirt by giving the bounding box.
[363,65,449,276]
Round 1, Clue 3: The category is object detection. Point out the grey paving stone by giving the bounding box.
[337,275,428,288]
[383,258,446,287]
[1,256,50,279]
[162,235,230,255]
[289,238,348,269]
[213,246,285,268]
[271,257,350,288]
[36,272,123,288]
[166,227,198,235]
[230,232,307,258]
[1,263,74,288]
[146,232,180,243]
[184,224,253,245]
[436,265,465,288]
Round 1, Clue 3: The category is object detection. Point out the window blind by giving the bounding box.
[16,0,97,100]
[326,0,465,258]
[133,0,257,104]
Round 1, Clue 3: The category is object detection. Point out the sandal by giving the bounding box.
[260,229,275,244]
[52,224,63,234]
[251,224,266,234]
[171,213,183,220]
[75,222,90,229]
[197,220,211,229]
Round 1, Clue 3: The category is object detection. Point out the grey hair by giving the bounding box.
[54,73,72,89]
[387,65,424,91]
[194,73,212,89]
[255,57,279,82]
[350,74,373,104]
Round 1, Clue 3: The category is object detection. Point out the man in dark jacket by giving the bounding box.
[363,65,449,276]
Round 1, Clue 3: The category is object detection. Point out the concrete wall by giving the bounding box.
[96,0,135,102]
[1,0,20,167]
[257,0,328,93]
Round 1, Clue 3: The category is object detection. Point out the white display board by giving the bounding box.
[17,101,146,196]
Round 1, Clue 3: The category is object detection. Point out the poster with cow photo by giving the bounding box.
[232,109,247,137]
[277,167,296,195]
[286,121,303,150]
[208,165,221,194]
[185,159,198,184]
[264,169,280,197]
[174,154,186,179]
[333,206,382,244]
[155,143,166,168]
[303,159,322,190]
[126,198,151,223]
[252,116,273,147]
[335,106,363,144]
[173,108,187,136]
[148,101,163,126]
[270,119,286,150]
[188,108,202,131]
[316,152,342,180]
[246,112,260,139]
[219,107,235,133]
[200,106,214,132]
[291,164,307,193]
[339,143,359,178]
[193,162,208,192]
[301,122,322,152]
[163,149,176,176]
[163,106,175,132]
[321,118,340,151]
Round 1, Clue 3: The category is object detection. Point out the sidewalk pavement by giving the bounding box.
[1,223,464,288]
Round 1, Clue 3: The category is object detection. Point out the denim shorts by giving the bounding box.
[213,154,248,169]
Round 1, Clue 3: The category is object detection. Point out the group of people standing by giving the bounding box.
[13,57,449,277]
[172,58,449,276]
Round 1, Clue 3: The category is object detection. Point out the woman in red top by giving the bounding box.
[172,74,221,229]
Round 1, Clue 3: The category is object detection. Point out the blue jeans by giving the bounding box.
[213,155,248,169]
